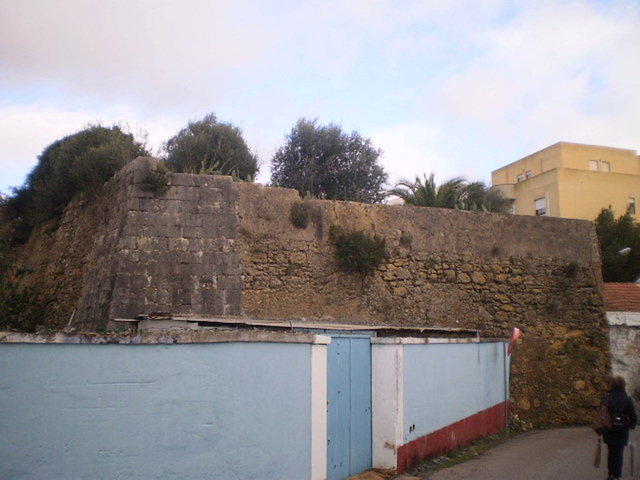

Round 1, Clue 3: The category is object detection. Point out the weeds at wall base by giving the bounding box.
[403,432,510,477]
[402,413,533,477]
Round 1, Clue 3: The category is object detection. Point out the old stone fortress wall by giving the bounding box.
[33,157,609,426]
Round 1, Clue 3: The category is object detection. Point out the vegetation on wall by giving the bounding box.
[0,238,43,332]
[163,113,258,181]
[271,118,389,204]
[140,163,170,196]
[3,124,149,240]
[563,260,580,279]
[595,207,640,282]
[290,201,311,229]
[330,227,388,276]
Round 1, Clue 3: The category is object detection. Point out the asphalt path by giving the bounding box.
[420,427,638,480]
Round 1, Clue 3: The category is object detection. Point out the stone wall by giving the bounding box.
[74,158,242,330]
[17,158,609,426]
[13,191,106,330]
[235,181,609,425]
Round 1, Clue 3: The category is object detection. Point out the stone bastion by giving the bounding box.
[18,157,609,426]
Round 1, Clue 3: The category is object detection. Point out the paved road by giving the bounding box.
[421,427,638,480]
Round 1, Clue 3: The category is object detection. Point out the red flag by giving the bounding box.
[508,327,521,355]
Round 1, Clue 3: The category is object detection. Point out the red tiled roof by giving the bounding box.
[603,283,640,312]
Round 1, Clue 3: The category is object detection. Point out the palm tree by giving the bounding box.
[388,174,512,213]
[388,173,466,208]
[459,181,513,213]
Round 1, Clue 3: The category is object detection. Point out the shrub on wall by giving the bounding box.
[290,201,311,229]
[140,163,170,196]
[563,260,580,278]
[0,239,43,332]
[330,227,387,276]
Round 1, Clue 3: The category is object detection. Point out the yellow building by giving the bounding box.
[491,142,640,221]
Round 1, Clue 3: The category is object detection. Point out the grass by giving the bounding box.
[400,430,519,478]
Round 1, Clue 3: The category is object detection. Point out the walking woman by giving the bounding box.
[602,376,637,480]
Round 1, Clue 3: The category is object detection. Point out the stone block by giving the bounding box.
[187,238,207,252]
[218,276,243,291]
[156,212,177,227]
[471,272,486,284]
[126,198,140,211]
[180,213,204,228]
[182,226,204,239]
[149,259,175,277]
[118,236,138,250]
[170,173,196,187]
[457,273,471,283]
[169,238,190,252]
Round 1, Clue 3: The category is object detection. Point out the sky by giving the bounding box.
[1,0,640,195]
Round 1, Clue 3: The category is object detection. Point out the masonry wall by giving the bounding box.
[235,176,609,426]
[20,158,608,426]
[74,158,242,329]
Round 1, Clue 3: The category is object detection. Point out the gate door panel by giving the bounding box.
[327,335,372,480]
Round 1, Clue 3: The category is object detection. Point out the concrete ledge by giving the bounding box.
[371,337,482,345]
[0,330,331,345]
[606,311,640,326]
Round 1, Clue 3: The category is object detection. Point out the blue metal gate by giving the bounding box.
[327,335,372,480]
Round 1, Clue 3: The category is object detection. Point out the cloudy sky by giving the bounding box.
[1,0,639,194]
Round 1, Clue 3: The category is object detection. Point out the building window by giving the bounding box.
[601,161,610,172]
[534,197,547,216]
[589,160,598,171]
[630,197,636,215]
[526,171,533,179]
[517,173,524,183]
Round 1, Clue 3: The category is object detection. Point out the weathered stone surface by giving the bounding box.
[235,172,608,427]
[14,157,609,428]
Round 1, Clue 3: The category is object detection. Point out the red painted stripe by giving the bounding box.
[397,401,508,473]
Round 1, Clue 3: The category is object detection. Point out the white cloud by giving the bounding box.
[0,104,93,191]
[428,0,640,145]
[370,122,452,185]
[0,0,639,194]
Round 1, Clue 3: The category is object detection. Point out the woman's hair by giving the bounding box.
[611,376,626,390]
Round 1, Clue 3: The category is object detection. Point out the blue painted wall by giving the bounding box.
[0,343,312,480]
[402,342,506,443]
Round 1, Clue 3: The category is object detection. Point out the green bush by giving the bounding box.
[290,202,311,229]
[4,124,149,238]
[399,232,413,246]
[140,163,170,195]
[163,113,258,181]
[563,260,580,278]
[330,227,387,276]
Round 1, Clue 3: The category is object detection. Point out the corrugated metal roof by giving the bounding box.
[119,314,481,339]
[603,283,640,312]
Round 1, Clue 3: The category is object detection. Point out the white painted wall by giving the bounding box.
[371,339,404,469]
[607,312,640,402]
[371,339,508,469]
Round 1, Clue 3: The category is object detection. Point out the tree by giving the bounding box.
[595,207,640,282]
[459,181,513,213]
[163,113,258,181]
[388,173,465,208]
[270,118,388,203]
[389,174,512,213]
[5,124,149,236]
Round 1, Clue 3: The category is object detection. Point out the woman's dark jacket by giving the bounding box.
[602,388,638,445]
